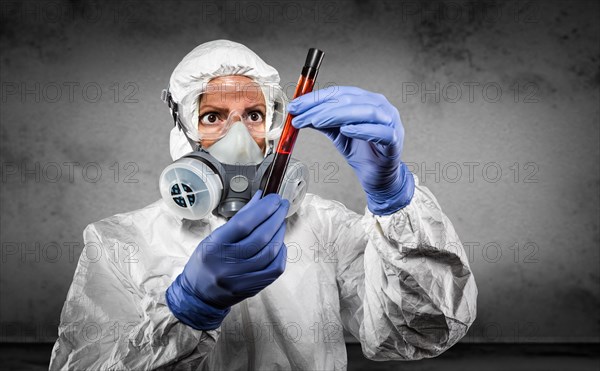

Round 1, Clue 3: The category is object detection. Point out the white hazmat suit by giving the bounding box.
[50,40,477,370]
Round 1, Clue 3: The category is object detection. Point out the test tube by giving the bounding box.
[262,48,325,197]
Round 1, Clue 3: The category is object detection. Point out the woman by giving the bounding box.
[50,40,477,370]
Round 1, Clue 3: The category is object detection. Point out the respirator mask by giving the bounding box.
[159,78,309,220]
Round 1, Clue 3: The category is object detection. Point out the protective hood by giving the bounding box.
[167,40,282,161]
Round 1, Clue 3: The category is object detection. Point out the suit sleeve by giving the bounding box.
[330,175,477,360]
[49,223,217,370]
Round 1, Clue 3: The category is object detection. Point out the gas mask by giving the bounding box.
[159,78,309,220]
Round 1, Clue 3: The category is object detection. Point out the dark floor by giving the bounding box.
[0,343,598,370]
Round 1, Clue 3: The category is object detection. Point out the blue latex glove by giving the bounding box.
[166,191,289,331]
[289,86,415,215]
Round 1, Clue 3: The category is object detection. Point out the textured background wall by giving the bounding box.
[0,0,598,342]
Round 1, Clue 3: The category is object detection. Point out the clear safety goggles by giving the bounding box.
[197,80,286,141]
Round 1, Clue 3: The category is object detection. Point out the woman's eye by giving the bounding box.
[248,112,264,123]
[200,113,220,125]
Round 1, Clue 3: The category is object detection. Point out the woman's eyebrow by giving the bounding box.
[246,104,266,111]
[199,104,267,113]
[199,105,228,112]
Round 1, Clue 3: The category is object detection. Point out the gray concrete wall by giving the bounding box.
[0,0,598,342]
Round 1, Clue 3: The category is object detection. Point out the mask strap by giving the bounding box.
[161,87,200,152]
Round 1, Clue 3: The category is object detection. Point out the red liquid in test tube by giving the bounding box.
[262,48,325,197]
